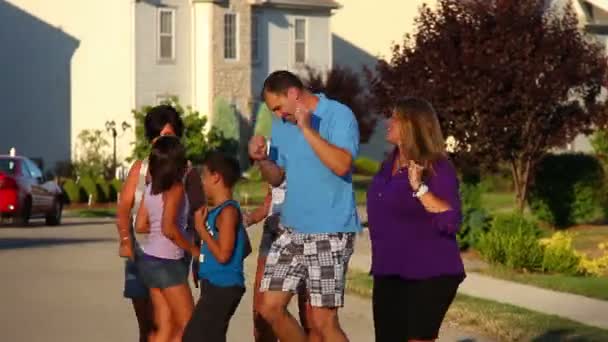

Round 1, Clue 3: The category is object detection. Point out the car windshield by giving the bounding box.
[0,158,16,175]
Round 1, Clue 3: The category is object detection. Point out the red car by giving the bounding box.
[0,155,63,225]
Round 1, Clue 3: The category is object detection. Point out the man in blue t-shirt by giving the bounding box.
[249,70,361,342]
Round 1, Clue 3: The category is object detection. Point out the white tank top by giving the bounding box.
[269,180,287,216]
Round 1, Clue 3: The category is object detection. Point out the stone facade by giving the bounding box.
[212,0,254,121]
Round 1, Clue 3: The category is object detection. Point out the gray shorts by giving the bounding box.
[258,214,280,257]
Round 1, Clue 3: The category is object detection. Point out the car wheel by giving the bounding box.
[45,199,62,226]
[13,197,31,226]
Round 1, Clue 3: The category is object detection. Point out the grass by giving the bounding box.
[571,225,608,257]
[481,265,608,301]
[67,208,116,218]
[235,175,373,207]
[346,270,608,341]
[481,191,517,213]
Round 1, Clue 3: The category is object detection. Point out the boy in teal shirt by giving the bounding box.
[183,152,249,342]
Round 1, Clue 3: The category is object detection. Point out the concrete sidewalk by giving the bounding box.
[350,229,608,330]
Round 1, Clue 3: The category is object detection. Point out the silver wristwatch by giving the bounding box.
[413,183,429,198]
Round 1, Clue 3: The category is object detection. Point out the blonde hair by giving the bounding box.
[393,97,446,171]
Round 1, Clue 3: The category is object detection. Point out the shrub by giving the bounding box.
[539,232,581,275]
[528,153,605,228]
[62,179,86,204]
[477,213,543,271]
[96,179,111,203]
[458,207,492,250]
[110,179,123,201]
[578,243,608,276]
[457,182,492,250]
[80,176,101,203]
[353,157,380,176]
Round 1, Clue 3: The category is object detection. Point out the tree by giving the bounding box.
[368,0,608,210]
[591,129,608,163]
[254,103,273,138]
[130,97,238,165]
[74,129,113,179]
[211,98,240,142]
[303,66,377,143]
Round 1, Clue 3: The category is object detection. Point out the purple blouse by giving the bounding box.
[366,152,465,280]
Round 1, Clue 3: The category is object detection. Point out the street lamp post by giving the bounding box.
[105,120,131,178]
[105,121,117,177]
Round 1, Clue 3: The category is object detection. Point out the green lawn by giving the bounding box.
[481,265,608,301]
[346,270,608,341]
[481,191,516,213]
[67,208,116,218]
[235,175,373,207]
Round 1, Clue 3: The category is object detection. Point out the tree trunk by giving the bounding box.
[511,157,533,212]
[510,159,522,211]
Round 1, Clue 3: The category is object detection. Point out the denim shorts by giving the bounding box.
[123,257,149,299]
[137,254,190,289]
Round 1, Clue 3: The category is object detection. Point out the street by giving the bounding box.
[0,217,377,342]
[0,217,479,341]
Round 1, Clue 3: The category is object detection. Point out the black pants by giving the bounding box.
[372,275,463,341]
[182,279,245,342]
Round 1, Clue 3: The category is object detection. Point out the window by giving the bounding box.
[19,160,30,178]
[26,159,43,181]
[294,18,307,64]
[158,8,175,61]
[224,13,238,60]
[0,159,16,175]
[156,94,174,105]
[251,14,260,63]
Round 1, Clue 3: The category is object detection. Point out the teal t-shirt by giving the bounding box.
[198,200,246,287]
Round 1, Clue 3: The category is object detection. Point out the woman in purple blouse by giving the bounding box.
[367,97,465,341]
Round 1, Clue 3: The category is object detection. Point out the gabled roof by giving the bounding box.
[249,0,341,10]
[585,0,608,13]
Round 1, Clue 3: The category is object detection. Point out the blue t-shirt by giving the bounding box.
[198,200,246,287]
[270,93,361,234]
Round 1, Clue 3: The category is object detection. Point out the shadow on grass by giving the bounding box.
[0,219,113,229]
[532,328,600,342]
[67,209,116,218]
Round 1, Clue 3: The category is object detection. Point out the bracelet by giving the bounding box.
[120,236,130,241]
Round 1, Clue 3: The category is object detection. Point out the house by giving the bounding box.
[0,0,338,172]
[331,0,608,160]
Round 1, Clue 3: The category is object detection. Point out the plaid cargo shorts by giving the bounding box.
[260,225,355,308]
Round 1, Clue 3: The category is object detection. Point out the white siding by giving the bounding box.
[252,8,333,100]
[135,0,193,109]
